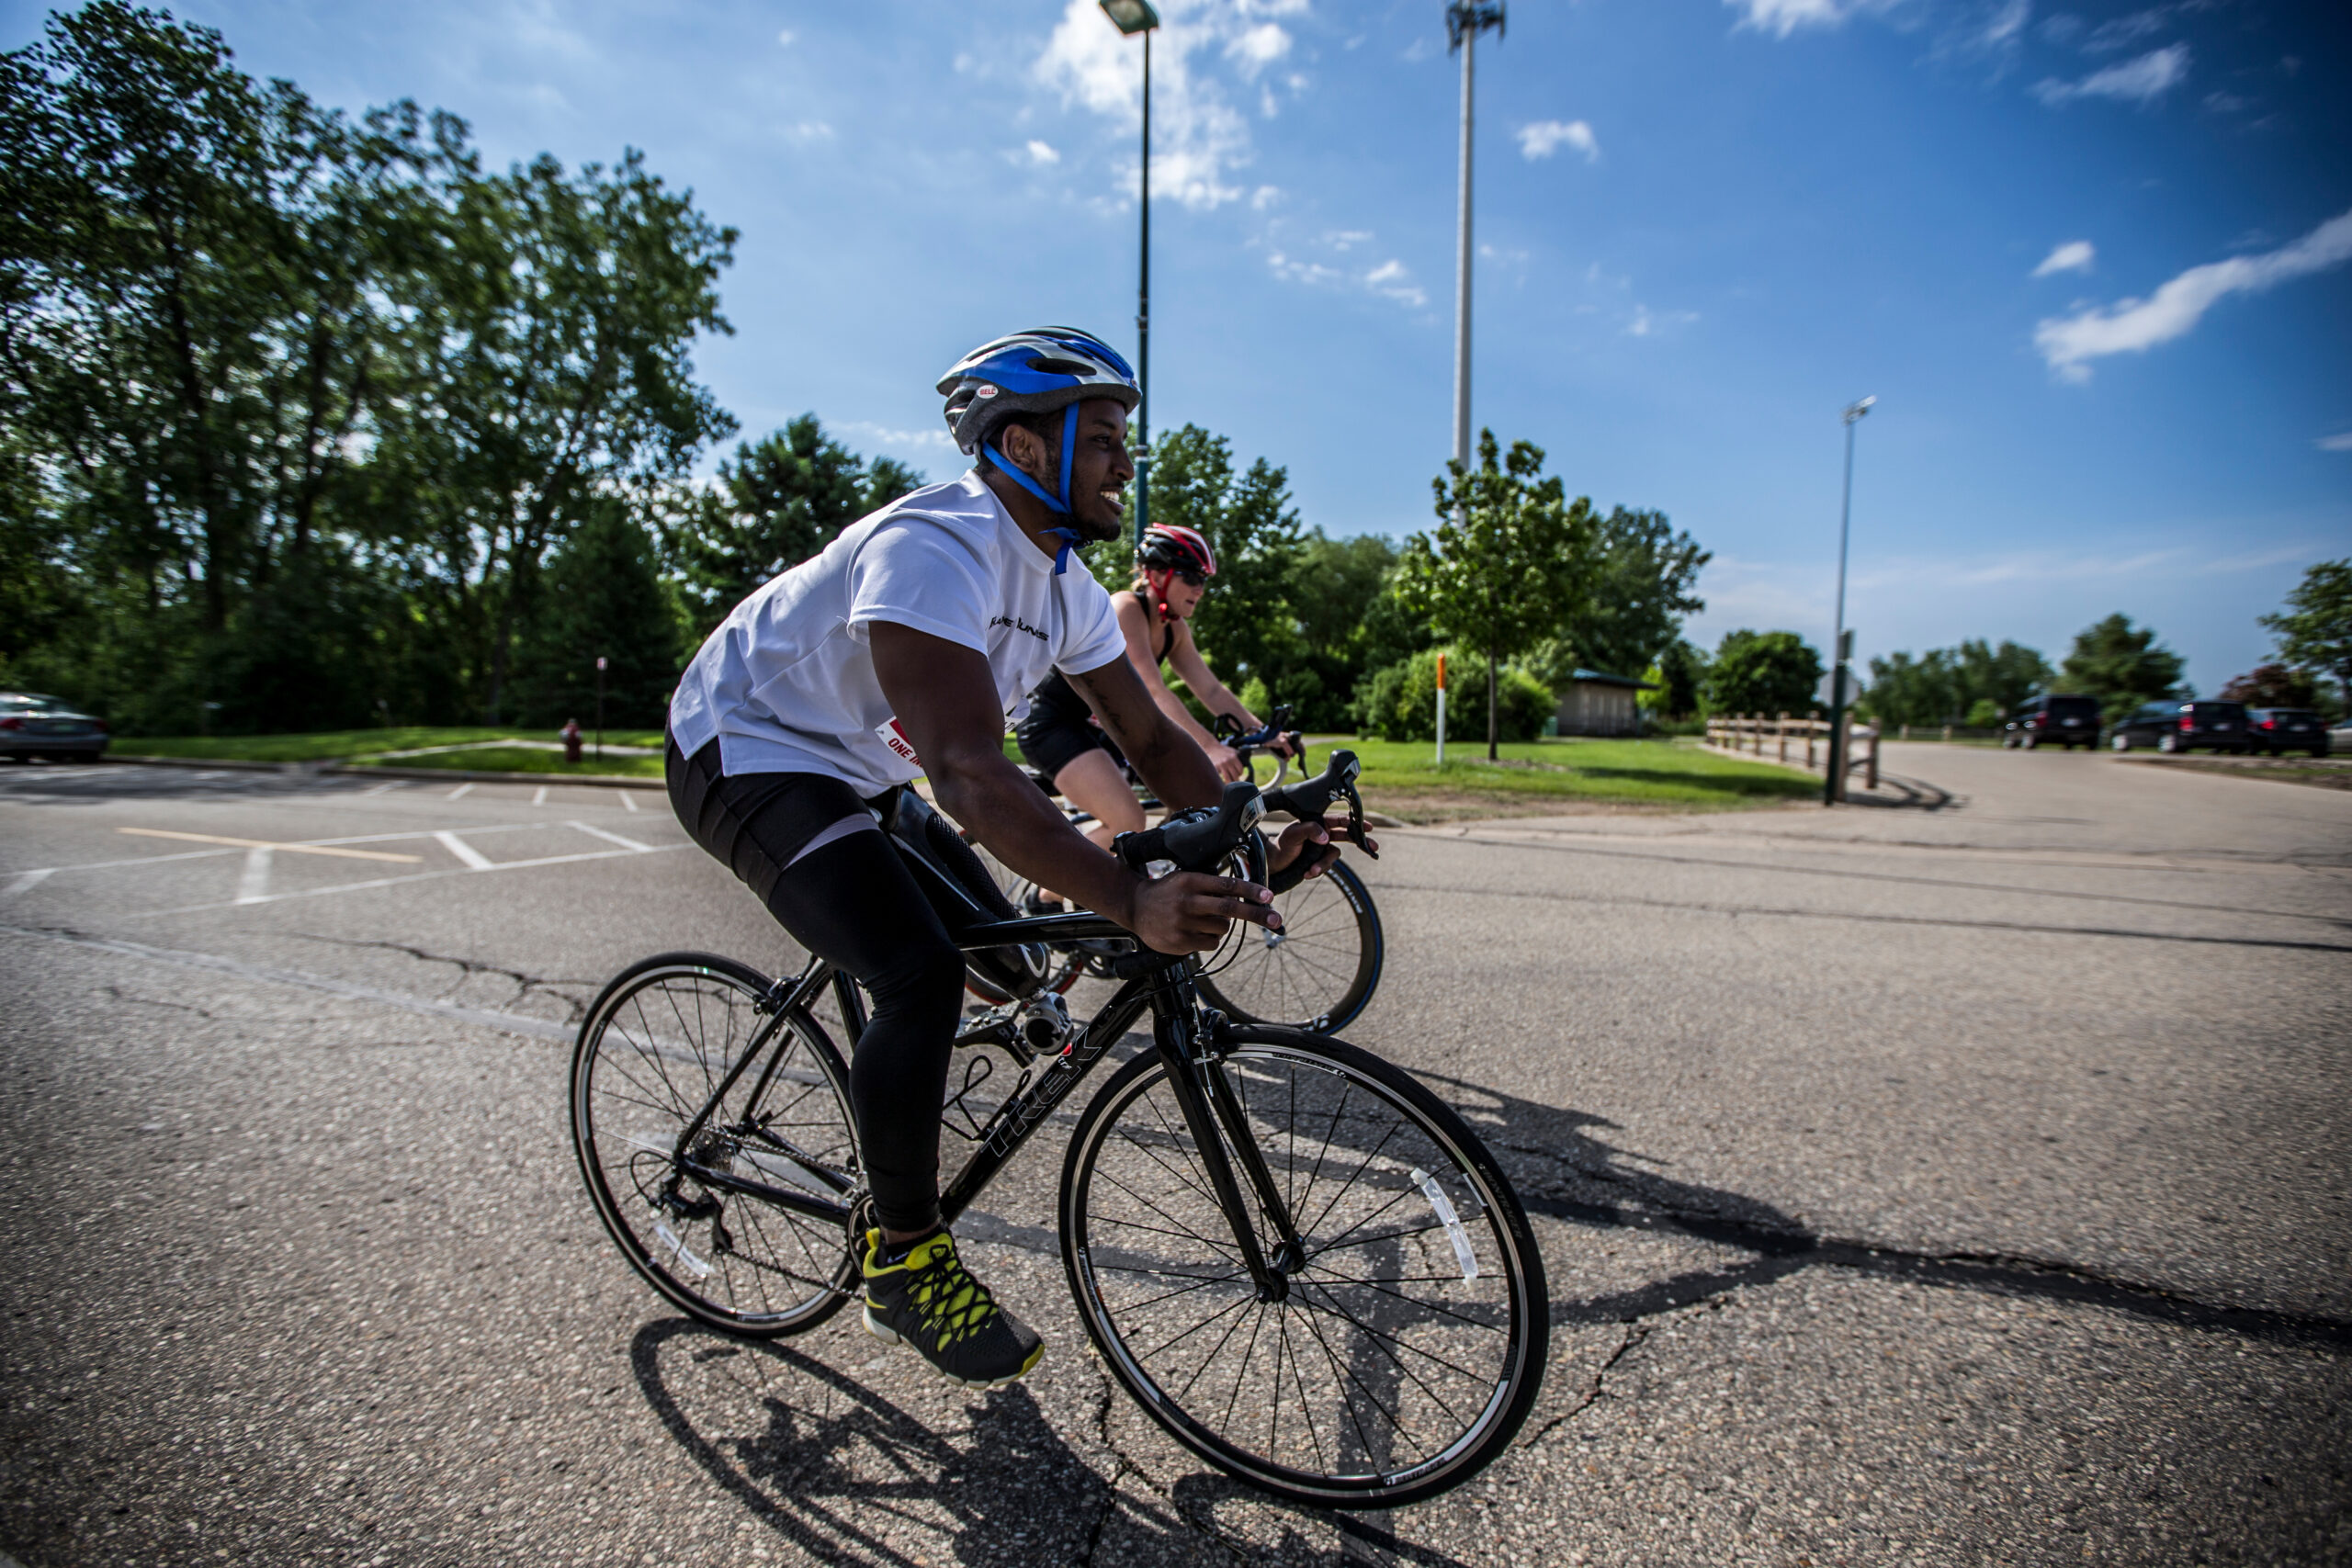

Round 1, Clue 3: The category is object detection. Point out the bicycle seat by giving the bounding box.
[1110,781,1266,874]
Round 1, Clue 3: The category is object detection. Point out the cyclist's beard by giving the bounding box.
[1071,504,1124,544]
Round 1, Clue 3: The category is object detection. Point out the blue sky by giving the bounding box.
[10,0,2347,691]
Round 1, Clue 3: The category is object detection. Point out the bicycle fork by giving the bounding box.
[1149,978,1307,1302]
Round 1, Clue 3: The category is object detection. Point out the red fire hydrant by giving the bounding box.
[560,718,583,765]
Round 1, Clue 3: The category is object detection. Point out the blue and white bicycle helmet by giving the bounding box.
[937,327,1139,517]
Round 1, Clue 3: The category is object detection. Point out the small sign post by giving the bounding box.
[594,656,608,759]
[1435,651,1448,766]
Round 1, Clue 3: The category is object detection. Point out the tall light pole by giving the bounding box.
[1824,394,1875,806]
[1447,2,1504,479]
[1101,1,1160,546]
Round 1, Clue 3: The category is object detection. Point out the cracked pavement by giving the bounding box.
[0,745,2346,1565]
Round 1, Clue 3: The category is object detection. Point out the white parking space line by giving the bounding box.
[236,847,273,905]
[359,780,402,796]
[117,828,421,863]
[618,791,639,813]
[433,830,496,871]
[447,783,474,800]
[532,786,548,807]
[566,820,656,853]
[2,869,55,902]
[119,843,688,919]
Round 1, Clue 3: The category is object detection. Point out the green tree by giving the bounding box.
[1859,649,1956,727]
[512,500,681,729]
[1353,645,1552,742]
[1953,639,2055,720]
[2061,615,2186,720]
[667,416,921,633]
[1110,425,1305,705]
[1705,629,1823,717]
[368,144,736,722]
[1650,637,1707,722]
[2217,664,2321,708]
[2259,559,2352,714]
[1566,506,1710,678]
[1403,429,1597,758]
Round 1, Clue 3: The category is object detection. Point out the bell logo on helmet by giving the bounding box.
[976,385,999,399]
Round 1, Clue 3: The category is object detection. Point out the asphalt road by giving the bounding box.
[1,743,2346,1566]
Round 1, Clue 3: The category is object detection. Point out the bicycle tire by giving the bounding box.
[1194,858,1383,1033]
[571,952,860,1337]
[1060,1031,1547,1508]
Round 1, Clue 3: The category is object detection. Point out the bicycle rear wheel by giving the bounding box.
[571,953,859,1337]
[1060,1032,1547,1508]
[1194,858,1383,1033]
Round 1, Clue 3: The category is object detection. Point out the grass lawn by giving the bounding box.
[1320,736,1817,820]
[117,728,667,762]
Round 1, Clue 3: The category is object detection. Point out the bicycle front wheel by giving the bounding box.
[1060,1032,1547,1508]
[1194,859,1383,1032]
[571,953,859,1337]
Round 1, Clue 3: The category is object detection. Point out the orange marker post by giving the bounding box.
[1435,651,1448,766]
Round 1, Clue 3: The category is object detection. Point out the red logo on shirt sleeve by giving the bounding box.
[876,717,921,765]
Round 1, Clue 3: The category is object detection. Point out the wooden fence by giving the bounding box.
[1704,713,1881,797]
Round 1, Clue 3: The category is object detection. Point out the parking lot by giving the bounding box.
[2,743,2346,1566]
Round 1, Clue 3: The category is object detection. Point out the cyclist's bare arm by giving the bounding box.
[1112,596,1248,775]
[870,622,1272,952]
[1069,650,1333,874]
[1160,615,1264,738]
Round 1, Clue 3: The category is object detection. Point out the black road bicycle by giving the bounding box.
[570,774,1546,1508]
[975,716,1386,1034]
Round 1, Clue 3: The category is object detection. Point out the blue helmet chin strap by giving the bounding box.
[981,404,1083,573]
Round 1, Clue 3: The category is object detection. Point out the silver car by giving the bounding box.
[0,692,111,762]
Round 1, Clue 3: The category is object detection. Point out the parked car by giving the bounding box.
[0,692,110,762]
[2246,707,2332,757]
[2107,698,2251,754]
[2001,693,2104,750]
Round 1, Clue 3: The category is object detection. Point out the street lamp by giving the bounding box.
[1824,394,1875,806]
[1100,0,1160,546]
[1447,2,1505,479]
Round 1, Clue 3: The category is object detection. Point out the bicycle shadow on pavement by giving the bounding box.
[1423,1068,2352,1347]
[632,1314,1379,1568]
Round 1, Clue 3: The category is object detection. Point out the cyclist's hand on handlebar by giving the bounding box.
[1127,870,1279,954]
[1265,815,1374,880]
[1206,741,1247,783]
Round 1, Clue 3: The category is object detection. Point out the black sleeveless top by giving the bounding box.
[1024,600,1175,730]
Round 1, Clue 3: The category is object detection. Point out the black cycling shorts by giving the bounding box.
[1015,702,1127,784]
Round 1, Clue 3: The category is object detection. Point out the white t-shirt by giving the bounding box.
[668,469,1128,794]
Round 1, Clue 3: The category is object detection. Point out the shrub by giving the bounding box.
[1353,647,1552,742]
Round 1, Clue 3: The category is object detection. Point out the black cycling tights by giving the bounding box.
[667,739,965,1235]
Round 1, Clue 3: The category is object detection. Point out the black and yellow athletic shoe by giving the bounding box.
[862,1228,1045,1390]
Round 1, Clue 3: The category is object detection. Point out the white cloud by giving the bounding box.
[1226,22,1291,75]
[2319,433,2352,453]
[775,28,795,47]
[838,421,956,452]
[1981,0,2030,47]
[1036,0,1300,210]
[1517,119,1600,164]
[2032,240,2096,276]
[1723,0,1897,39]
[1326,229,1373,251]
[1023,139,1061,165]
[1365,259,1427,307]
[2033,43,2189,106]
[781,120,834,145]
[2035,207,2352,381]
[1624,304,1700,338]
[1250,185,1282,209]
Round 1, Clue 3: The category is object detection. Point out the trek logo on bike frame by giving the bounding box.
[980,1027,1118,1158]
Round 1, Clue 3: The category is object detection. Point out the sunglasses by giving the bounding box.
[1172,569,1207,588]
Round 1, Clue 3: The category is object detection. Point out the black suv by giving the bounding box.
[2107,699,2250,754]
[2002,693,2103,750]
[2246,707,2331,757]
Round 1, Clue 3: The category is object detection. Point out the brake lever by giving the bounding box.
[1340,784,1379,860]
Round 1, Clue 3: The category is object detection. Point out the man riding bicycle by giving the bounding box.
[1016,523,1295,862]
[664,327,1346,1391]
